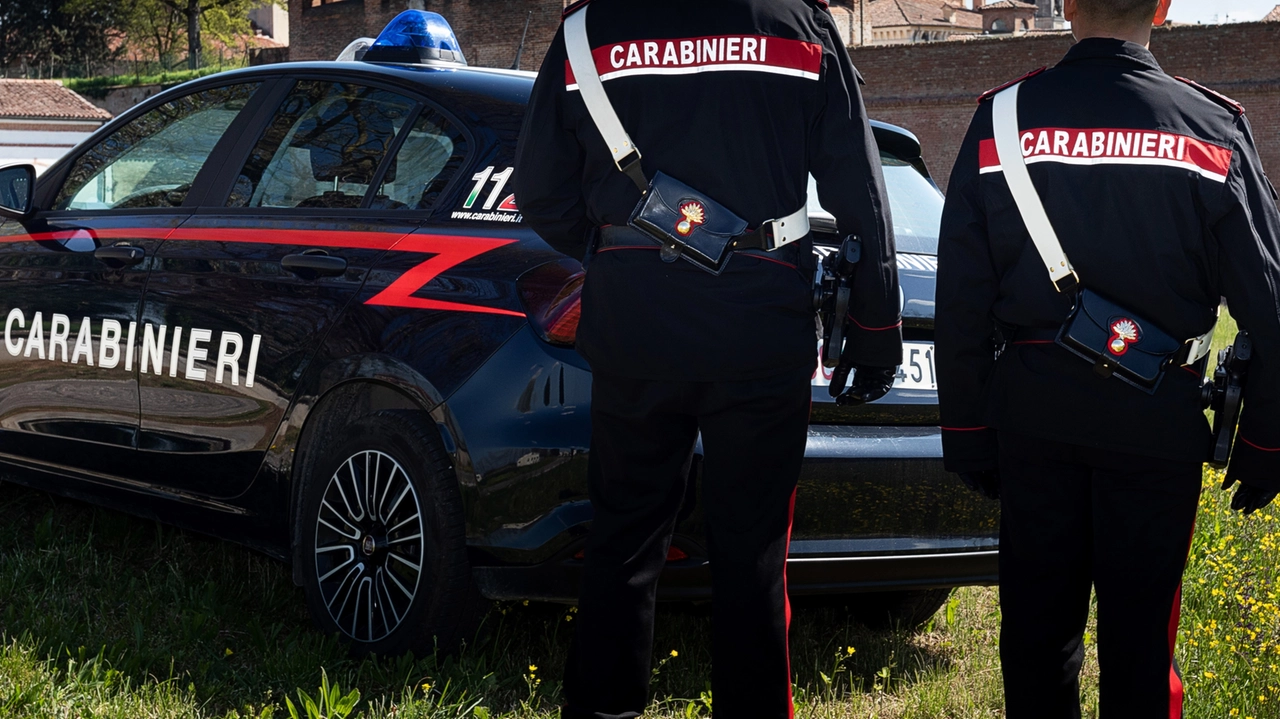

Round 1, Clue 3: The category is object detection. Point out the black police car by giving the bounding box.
[0,12,996,655]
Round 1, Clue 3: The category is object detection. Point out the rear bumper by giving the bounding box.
[472,423,1001,602]
[474,548,999,603]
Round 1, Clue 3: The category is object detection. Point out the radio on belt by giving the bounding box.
[361,9,467,66]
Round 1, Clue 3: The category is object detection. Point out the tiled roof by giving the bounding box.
[980,0,1037,10]
[1265,5,1280,22]
[0,80,111,122]
[953,6,985,29]
[868,0,983,29]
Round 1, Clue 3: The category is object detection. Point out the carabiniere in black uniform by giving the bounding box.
[514,0,901,717]
[937,38,1280,717]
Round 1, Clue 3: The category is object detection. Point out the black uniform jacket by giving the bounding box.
[937,39,1280,491]
[513,0,901,382]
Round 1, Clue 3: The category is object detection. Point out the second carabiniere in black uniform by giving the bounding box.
[514,0,901,717]
[936,3,1280,714]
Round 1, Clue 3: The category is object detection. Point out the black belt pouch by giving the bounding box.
[629,171,748,275]
[1055,289,1182,394]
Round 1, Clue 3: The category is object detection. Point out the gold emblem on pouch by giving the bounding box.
[676,201,706,237]
[1108,318,1140,356]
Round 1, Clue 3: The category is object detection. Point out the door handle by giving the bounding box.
[281,252,348,279]
[94,244,145,267]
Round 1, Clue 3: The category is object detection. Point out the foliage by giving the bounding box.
[118,0,187,69]
[286,670,361,719]
[1,0,280,78]
[0,0,129,78]
[152,0,275,70]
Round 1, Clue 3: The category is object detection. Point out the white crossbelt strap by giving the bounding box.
[992,83,1077,293]
[992,81,1214,364]
[564,7,640,173]
[562,6,809,248]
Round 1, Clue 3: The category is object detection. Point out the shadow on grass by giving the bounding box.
[0,482,957,715]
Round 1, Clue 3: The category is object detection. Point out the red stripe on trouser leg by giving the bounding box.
[1168,584,1183,719]
[783,486,797,719]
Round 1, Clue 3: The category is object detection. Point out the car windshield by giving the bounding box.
[808,152,944,256]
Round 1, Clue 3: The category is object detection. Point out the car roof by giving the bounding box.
[150,60,923,154]
[170,61,534,103]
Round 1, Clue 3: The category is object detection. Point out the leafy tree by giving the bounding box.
[154,0,265,70]
[123,0,187,69]
[1,0,127,77]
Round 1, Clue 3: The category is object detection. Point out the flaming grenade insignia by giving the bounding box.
[676,201,706,237]
[1108,318,1140,356]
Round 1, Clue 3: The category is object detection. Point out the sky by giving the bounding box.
[1162,0,1275,24]
[961,1,1278,24]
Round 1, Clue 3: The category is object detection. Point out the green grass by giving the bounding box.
[63,66,246,98]
[0,314,1274,717]
[2,469,1274,717]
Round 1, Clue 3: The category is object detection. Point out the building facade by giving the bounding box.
[852,21,1280,193]
[975,0,1037,34]
[289,0,878,67]
[866,0,983,44]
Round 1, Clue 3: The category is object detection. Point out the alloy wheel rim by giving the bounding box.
[314,449,424,643]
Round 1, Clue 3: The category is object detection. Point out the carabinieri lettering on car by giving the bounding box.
[3,309,262,386]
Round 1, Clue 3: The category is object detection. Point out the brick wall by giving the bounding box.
[851,22,1280,191]
[289,0,564,71]
[287,5,1280,189]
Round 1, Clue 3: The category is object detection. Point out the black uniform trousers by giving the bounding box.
[997,432,1202,719]
[562,367,813,719]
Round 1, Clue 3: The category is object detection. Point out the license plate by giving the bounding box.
[813,341,938,392]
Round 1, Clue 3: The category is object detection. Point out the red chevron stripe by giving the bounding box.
[0,227,523,317]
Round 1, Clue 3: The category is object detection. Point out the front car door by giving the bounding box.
[0,81,264,479]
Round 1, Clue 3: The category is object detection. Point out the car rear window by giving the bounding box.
[808,152,943,256]
[227,81,416,209]
[368,107,469,211]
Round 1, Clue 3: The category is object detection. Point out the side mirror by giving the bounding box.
[0,164,36,220]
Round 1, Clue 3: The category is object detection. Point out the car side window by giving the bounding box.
[53,83,261,212]
[368,107,468,211]
[227,81,415,209]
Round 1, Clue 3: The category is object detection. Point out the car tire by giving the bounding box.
[847,588,953,630]
[298,409,481,656]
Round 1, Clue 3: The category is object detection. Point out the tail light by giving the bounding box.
[517,259,584,347]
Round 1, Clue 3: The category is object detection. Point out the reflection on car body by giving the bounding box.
[0,15,997,653]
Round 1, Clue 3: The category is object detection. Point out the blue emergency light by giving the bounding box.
[362,10,467,66]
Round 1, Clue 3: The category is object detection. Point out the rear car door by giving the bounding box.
[0,81,263,478]
[134,76,471,498]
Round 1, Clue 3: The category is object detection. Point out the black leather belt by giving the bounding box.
[1010,327,1202,367]
[597,226,802,266]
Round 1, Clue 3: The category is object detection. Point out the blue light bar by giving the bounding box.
[363,10,467,66]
